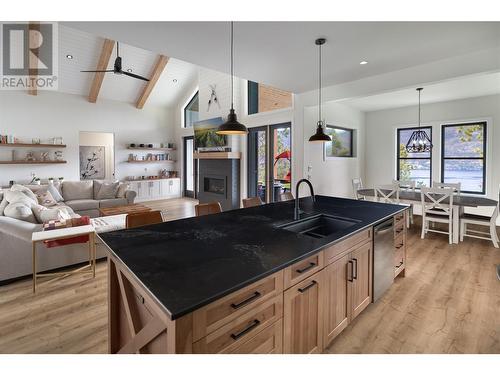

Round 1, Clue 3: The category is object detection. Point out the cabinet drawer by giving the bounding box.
[394,212,405,224]
[225,319,283,354]
[325,228,372,265]
[284,252,324,289]
[394,219,405,237]
[192,271,283,341]
[193,294,283,354]
[394,232,405,249]
[394,248,405,273]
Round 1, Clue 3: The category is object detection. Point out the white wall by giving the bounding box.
[0,91,174,186]
[302,102,366,198]
[78,131,115,180]
[365,94,500,200]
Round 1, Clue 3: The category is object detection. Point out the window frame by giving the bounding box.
[324,124,354,158]
[183,90,199,128]
[440,121,487,195]
[396,126,433,188]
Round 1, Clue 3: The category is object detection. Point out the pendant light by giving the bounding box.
[217,21,248,135]
[405,87,432,153]
[309,38,331,142]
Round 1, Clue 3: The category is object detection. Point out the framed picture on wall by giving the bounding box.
[80,145,105,180]
[324,125,354,159]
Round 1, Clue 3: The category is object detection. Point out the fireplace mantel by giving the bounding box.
[193,152,241,160]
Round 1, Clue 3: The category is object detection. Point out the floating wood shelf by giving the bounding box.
[127,147,176,151]
[0,143,66,148]
[126,160,176,163]
[193,152,241,160]
[0,160,67,164]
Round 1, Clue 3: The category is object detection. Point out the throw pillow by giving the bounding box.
[7,185,38,205]
[116,182,130,198]
[0,194,7,216]
[3,202,37,223]
[36,190,58,207]
[32,204,73,224]
[96,181,120,200]
[48,183,64,202]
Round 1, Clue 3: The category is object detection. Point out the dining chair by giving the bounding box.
[420,187,454,244]
[433,181,461,195]
[352,178,364,200]
[126,210,163,229]
[393,179,416,226]
[374,183,400,204]
[460,187,499,248]
[195,201,222,217]
[242,197,263,208]
[280,192,294,201]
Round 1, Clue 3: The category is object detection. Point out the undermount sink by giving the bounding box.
[279,214,360,239]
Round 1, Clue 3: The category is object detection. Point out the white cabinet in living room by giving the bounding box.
[128,178,181,202]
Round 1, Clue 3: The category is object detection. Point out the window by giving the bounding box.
[441,122,486,194]
[183,91,199,128]
[247,81,292,115]
[397,127,432,187]
[324,125,354,158]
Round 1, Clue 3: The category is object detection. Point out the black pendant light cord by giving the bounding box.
[318,41,322,125]
[230,21,234,111]
[418,88,421,128]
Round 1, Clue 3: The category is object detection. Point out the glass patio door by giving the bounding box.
[248,123,291,203]
[183,136,195,198]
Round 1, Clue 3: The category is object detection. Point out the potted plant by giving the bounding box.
[48,177,54,185]
[58,177,64,183]
[34,178,41,185]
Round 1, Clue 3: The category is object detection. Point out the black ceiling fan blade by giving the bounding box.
[80,70,114,73]
[122,71,150,82]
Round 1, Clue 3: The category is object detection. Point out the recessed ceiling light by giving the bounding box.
[66,54,73,60]
[126,68,133,72]
[359,61,368,65]
[172,79,178,83]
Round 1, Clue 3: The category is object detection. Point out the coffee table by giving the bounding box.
[99,204,152,217]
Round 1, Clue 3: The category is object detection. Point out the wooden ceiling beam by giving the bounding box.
[27,22,40,96]
[88,38,115,103]
[136,55,169,109]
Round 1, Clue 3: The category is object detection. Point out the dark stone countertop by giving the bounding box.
[98,195,407,320]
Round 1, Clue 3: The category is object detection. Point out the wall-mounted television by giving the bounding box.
[193,117,228,151]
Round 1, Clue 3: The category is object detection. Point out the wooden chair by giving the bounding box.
[393,179,416,226]
[420,187,454,244]
[126,210,163,229]
[433,181,461,195]
[352,178,364,200]
[460,187,499,248]
[195,202,222,217]
[374,183,399,204]
[242,197,263,208]
[280,192,294,201]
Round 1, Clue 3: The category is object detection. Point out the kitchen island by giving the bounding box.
[98,195,408,354]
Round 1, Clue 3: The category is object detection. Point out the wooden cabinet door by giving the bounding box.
[283,271,324,354]
[350,241,373,320]
[323,254,350,348]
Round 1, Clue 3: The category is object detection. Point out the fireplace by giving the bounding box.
[204,176,226,196]
[197,158,240,211]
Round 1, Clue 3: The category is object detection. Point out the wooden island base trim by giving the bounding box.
[107,211,407,354]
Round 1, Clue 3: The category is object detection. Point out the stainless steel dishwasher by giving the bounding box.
[373,218,395,302]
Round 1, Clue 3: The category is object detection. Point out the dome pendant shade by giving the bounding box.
[405,129,432,153]
[217,108,248,135]
[309,121,331,142]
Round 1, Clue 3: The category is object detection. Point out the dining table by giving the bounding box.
[357,188,498,244]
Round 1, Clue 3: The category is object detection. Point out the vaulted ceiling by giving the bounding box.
[57,25,198,108]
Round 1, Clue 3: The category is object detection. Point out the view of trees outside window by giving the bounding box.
[273,127,291,182]
[397,127,432,187]
[442,123,485,193]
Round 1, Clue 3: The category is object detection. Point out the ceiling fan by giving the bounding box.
[81,42,149,82]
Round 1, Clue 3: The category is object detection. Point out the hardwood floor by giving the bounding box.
[0,202,498,354]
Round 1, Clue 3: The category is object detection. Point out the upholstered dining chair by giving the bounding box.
[352,178,364,200]
[280,192,294,201]
[126,210,163,229]
[242,197,263,208]
[195,202,222,217]
[460,186,499,248]
[420,187,454,244]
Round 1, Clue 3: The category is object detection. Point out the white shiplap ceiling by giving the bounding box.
[343,72,500,112]
[58,25,198,107]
